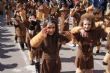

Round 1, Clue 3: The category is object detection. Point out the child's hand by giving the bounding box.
[80,29,88,37]
[41,27,48,38]
[61,31,71,36]
[64,31,71,36]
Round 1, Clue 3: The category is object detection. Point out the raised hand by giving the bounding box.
[41,27,48,38]
[80,29,88,37]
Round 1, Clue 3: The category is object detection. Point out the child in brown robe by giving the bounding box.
[30,20,71,73]
[103,30,110,73]
[103,51,110,73]
[71,13,108,73]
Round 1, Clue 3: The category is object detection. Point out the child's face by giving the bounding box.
[83,19,92,31]
[46,24,55,35]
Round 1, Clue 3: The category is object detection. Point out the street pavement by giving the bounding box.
[0,15,36,73]
[0,15,108,73]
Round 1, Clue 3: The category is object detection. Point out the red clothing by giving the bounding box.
[74,0,80,5]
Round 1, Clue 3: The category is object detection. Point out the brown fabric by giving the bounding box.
[26,28,42,59]
[30,31,45,48]
[40,58,61,73]
[34,34,69,73]
[15,23,26,43]
[30,24,70,73]
[75,47,94,69]
[59,17,69,33]
[25,30,31,43]
[106,33,110,50]
[74,28,107,69]
[0,3,3,12]
[31,47,43,59]
[103,52,110,73]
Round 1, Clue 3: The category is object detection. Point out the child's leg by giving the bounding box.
[76,68,84,73]
[35,48,42,73]
[103,52,110,65]
[103,52,110,73]
[96,45,100,53]
[28,49,35,65]
[86,69,93,73]
[35,59,40,73]
[96,41,101,54]
[19,42,24,50]
[15,35,17,43]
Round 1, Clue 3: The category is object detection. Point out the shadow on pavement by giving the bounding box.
[0,19,19,59]
[0,63,17,71]
[0,15,18,72]
[0,28,14,42]
[61,56,75,62]
[61,70,105,73]
[0,43,19,59]
[61,71,75,73]
[94,70,105,73]
[93,51,106,56]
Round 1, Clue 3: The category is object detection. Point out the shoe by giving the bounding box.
[96,50,99,54]
[101,37,106,41]
[15,40,18,43]
[7,22,10,25]
[35,62,40,73]
[30,60,35,65]
[21,48,25,51]
[103,61,108,65]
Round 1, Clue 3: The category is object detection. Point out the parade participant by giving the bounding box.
[30,20,71,73]
[86,5,107,54]
[103,28,110,73]
[36,3,45,21]
[103,46,110,73]
[58,3,70,33]
[26,14,42,73]
[92,0,107,21]
[5,4,12,25]
[71,13,108,73]
[74,0,80,6]
[69,3,83,27]
[12,12,26,50]
[18,6,27,23]
[105,0,110,16]
[0,2,3,15]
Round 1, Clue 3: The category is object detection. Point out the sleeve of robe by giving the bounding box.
[70,26,82,34]
[30,31,45,48]
[70,26,83,43]
[105,27,110,50]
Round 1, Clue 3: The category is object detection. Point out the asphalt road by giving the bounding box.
[0,15,36,73]
[0,15,108,73]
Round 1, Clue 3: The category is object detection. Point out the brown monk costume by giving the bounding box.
[30,20,71,73]
[14,15,26,50]
[103,28,110,73]
[71,13,109,73]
